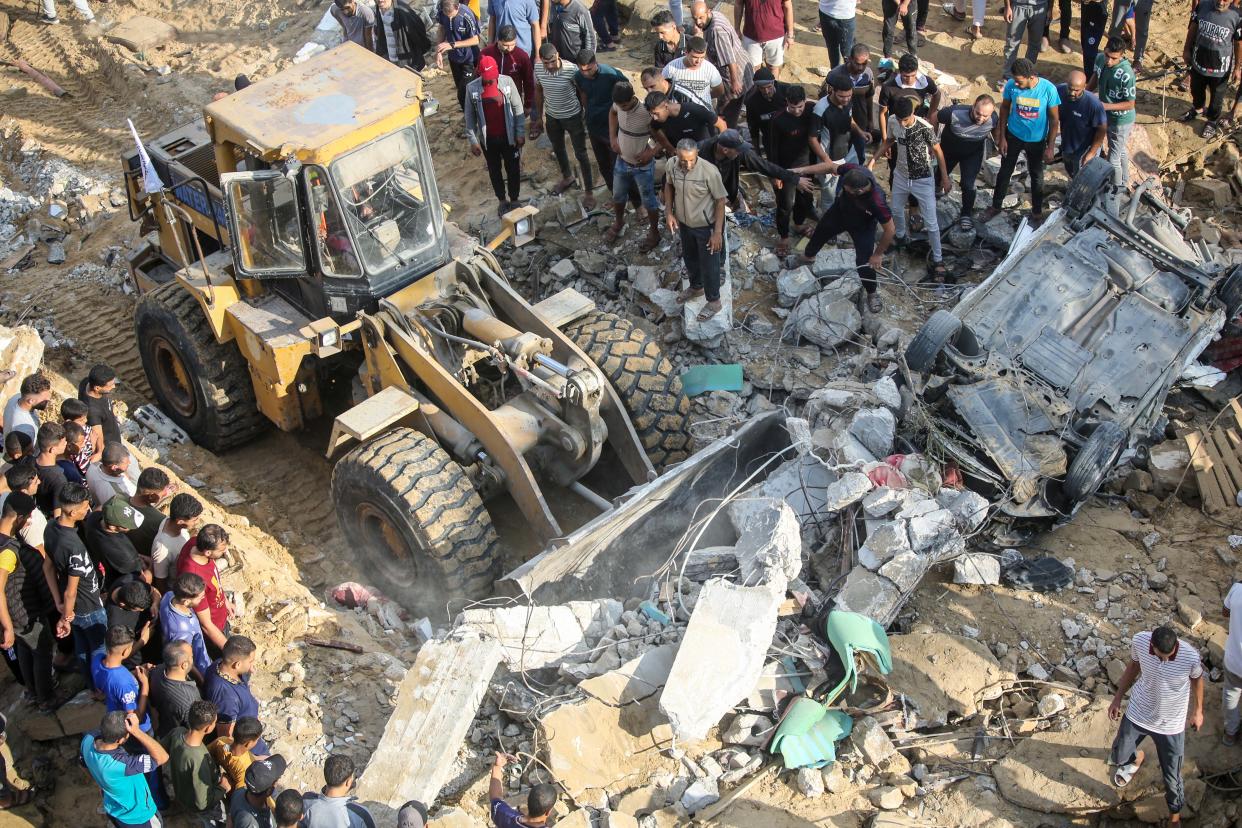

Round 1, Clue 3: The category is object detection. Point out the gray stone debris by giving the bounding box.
[550,258,577,279]
[850,715,899,766]
[730,454,831,549]
[872,375,901,411]
[953,552,1000,585]
[734,498,802,586]
[459,600,622,670]
[680,778,720,813]
[796,767,825,797]
[849,407,896,458]
[936,488,990,533]
[857,520,912,570]
[46,242,66,264]
[862,487,904,518]
[721,712,771,747]
[822,472,873,512]
[878,551,930,592]
[832,567,902,624]
[809,249,856,278]
[754,251,782,274]
[786,286,862,350]
[777,265,818,307]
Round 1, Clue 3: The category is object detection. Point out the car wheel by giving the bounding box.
[1216,265,1242,321]
[1064,158,1114,220]
[905,310,962,373]
[1064,421,1127,503]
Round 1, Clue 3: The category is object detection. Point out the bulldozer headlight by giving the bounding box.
[319,329,340,349]
[514,217,532,237]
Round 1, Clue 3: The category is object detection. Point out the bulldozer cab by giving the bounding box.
[206,44,449,317]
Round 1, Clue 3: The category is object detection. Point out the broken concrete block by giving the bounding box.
[823,471,872,512]
[659,579,784,741]
[953,552,1000,585]
[680,778,720,813]
[1185,177,1233,208]
[1147,440,1190,498]
[754,251,782,274]
[869,786,905,809]
[787,291,861,350]
[459,600,622,670]
[862,486,903,517]
[550,258,578,279]
[541,694,676,799]
[55,691,106,737]
[858,520,912,570]
[872,375,901,411]
[729,454,830,549]
[777,266,817,308]
[905,508,958,554]
[810,248,855,278]
[878,551,929,593]
[935,488,990,532]
[849,715,898,766]
[796,767,825,797]
[684,272,733,346]
[734,498,802,586]
[721,712,772,747]
[849,407,896,458]
[579,644,679,706]
[356,629,502,810]
[681,546,740,582]
[832,567,902,624]
[106,14,178,50]
[0,325,45,405]
[628,265,661,299]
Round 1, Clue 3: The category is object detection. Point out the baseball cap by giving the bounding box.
[479,55,499,82]
[716,129,744,149]
[103,496,144,531]
[245,754,287,793]
[753,66,775,85]
[397,801,428,828]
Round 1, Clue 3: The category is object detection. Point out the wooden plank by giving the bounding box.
[1202,430,1236,510]
[1184,430,1230,515]
[355,629,501,810]
[1225,426,1242,455]
[1229,398,1242,434]
[1209,427,1242,497]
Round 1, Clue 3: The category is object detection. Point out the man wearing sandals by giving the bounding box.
[871,96,951,283]
[1108,625,1204,826]
[665,140,728,322]
[605,82,664,251]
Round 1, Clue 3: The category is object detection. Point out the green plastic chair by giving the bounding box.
[769,696,854,769]
[822,609,893,707]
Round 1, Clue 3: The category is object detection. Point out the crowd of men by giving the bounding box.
[0,368,450,827]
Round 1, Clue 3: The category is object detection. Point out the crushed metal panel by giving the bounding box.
[946,379,1053,485]
[1019,328,1091,391]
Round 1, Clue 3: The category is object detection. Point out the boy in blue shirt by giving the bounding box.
[982,58,1060,226]
[91,625,152,734]
[489,752,557,827]
[81,711,169,828]
[159,572,212,679]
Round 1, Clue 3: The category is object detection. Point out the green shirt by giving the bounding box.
[164,728,227,813]
[574,63,625,137]
[1094,54,1136,125]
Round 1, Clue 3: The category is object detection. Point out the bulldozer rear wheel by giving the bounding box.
[564,310,691,469]
[134,282,266,452]
[331,427,500,610]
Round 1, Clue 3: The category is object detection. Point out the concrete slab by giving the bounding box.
[659,579,784,740]
[356,630,502,810]
[734,498,801,586]
[831,567,901,625]
[579,644,679,706]
[459,600,622,670]
[105,15,178,50]
[0,325,44,405]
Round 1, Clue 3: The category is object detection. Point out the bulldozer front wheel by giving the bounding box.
[564,310,692,469]
[331,427,501,610]
[134,283,266,452]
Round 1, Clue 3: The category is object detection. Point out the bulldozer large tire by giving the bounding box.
[134,282,266,453]
[564,310,692,469]
[331,427,500,609]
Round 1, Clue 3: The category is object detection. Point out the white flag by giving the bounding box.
[127,119,165,195]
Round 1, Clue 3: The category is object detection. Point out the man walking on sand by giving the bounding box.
[1109,625,1204,826]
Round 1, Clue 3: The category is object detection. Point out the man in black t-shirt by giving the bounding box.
[877,54,940,141]
[699,129,808,213]
[767,85,828,255]
[33,423,68,518]
[46,483,107,690]
[646,90,719,155]
[85,496,146,589]
[935,94,1000,226]
[127,467,172,558]
[148,640,202,737]
[78,365,121,449]
[743,67,796,156]
[106,580,160,666]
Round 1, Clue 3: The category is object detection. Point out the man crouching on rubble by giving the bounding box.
[490,752,558,827]
[1108,625,1204,825]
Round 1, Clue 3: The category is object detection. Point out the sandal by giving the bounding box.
[775,238,790,257]
[928,261,949,283]
[697,300,723,321]
[867,293,882,313]
[603,222,624,243]
[969,25,982,40]
[0,789,32,809]
[959,215,975,232]
[1113,761,1139,788]
[552,178,576,195]
[942,3,966,20]
[676,287,705,305]
[979,206,1001,224]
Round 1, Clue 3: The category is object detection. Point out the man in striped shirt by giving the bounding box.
[533,42,597,208]
[1108,626,1204,825]
[662,36,725,113]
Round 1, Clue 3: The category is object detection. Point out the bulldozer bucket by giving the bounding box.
[499,411,796,605]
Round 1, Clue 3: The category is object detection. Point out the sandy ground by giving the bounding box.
[2,0,1242,825]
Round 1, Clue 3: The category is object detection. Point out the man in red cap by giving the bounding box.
[465,54,529,216]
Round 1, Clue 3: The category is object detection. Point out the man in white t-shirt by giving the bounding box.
[3,374,52,443]
[86,444,138,507]
[662,36,724,111]
[1,465,48,551]
[150,493,204,592]
[1224,582,1242,746]
[1108,625,1204,825]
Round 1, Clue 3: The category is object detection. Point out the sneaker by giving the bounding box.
[38,13,60,23]
[1179,108,1200,123]
[1204,121,1221,140]
[1057,38,1073,53]
[1224,729,1238,747]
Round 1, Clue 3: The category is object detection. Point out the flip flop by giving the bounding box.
[1113,762,1139,788]
[959,215,975,232]
[677,287,705,304]
[697,300,723,321]
[603,223,623,243]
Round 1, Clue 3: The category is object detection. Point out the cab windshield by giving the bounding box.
[327,123,446,281]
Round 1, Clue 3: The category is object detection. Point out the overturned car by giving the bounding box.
[904,159,1242,535]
